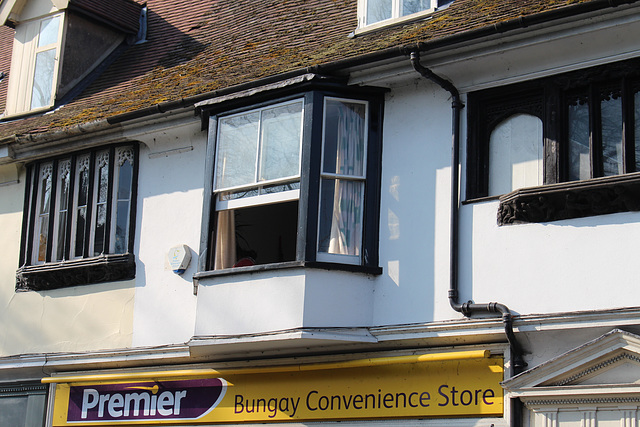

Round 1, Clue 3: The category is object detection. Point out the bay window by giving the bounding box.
[17,143,138,291]
[200,84,384,273]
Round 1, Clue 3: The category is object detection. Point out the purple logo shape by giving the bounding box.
[67,378,226,422]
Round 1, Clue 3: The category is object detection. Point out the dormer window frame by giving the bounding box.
[356,0,451,34]
[5,11,65,117]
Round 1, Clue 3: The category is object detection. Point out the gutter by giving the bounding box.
[2,0,636,147]
[410,50,525,426]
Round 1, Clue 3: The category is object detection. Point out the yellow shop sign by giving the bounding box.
[45,350,504,425]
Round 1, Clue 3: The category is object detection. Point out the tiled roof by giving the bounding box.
[0,0,622,141]
[68,0,143,34]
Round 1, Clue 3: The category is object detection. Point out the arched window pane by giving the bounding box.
[489,113,543,196]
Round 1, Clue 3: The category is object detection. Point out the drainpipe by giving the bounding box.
[410,51,525,426]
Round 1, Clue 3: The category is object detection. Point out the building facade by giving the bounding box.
[1,0,640,426]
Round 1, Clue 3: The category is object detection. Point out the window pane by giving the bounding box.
[323,100,367,177]
[114,150,133,254]
[0,396,28,426]
[568,96,591,181]
[74,156,90,258]
[216,112,260,189]
[635,90,640,172]
[36,163,52,263]
[30,49,56,109]
[489,114,543,196]
[601,89,623,176]
[367,0,392,24]
[403,0,429,16]
[318,179,364,256]
[55,159,71,261]
[38,16,60,47]
[93,152,109,256]
[259,102,302,182]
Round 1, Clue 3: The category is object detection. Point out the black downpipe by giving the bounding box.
[410,51,526,426]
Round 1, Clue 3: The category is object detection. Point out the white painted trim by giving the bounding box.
[216,188,299,210]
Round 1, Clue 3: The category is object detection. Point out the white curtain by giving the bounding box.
[327,103,364,256]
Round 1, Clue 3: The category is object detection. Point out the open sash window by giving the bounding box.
[204,86,384,273]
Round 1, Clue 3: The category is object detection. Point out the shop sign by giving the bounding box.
[50,353,503,425]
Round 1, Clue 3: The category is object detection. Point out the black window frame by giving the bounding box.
[16,142,139,291]
[196,79,385,276]
[467,57,640,225]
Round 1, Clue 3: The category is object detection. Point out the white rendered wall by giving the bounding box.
[367,6,640,326]
[195,268,374,337]
[0,165,134,357]
[372,79,455,326]
[130,119,206,347]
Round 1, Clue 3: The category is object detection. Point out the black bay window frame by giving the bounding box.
[196,79,385,277]
[16,142,139,291]
[466,57,640,225]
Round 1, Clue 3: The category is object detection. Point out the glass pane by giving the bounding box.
[568,96,591,181]
[56,211,67,261]
[367,0,392,24]
[37,216,49,263]
[259,102,302,182]
[55,160,71,261]
[36,164,52,263]
[94,204,106,255]
[318,178,364,256]
[75,206,86,257]
[601,90,623,176]
[403,0,429,16]
[323,100,367,177]
[117,160,133,199]
[114,157,133,254]
[114,200,130,254]
[38,16,60,47]
[93,153,109,255]
[31,49,56,109]
[0,396,28,427]
[636,90,640,172]
[216,112,260,189]
[75,157,90,258]
[488,114,543,196]
[262,181,300,194]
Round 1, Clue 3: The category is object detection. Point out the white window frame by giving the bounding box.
[316,97,369,265]
[5,12,65,116]
[213,98,305,212]
[356,0,439,33]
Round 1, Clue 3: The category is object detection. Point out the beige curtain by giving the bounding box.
[214,210,236,269]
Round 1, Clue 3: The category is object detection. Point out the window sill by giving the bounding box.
[193,260,382,281]
[16,253,136,292]
[497,173,640,225]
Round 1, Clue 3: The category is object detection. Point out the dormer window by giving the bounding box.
[7,13,63,114]
[358,0,452,32]
[1,0,142,117]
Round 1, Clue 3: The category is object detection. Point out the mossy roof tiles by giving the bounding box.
[0,0,615,141]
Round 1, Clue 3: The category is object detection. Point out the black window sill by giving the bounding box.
[193,260,382,281]
[497,173,640,225]
[16,253,136,292]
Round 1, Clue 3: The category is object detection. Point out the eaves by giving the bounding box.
[1,0,638,159]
